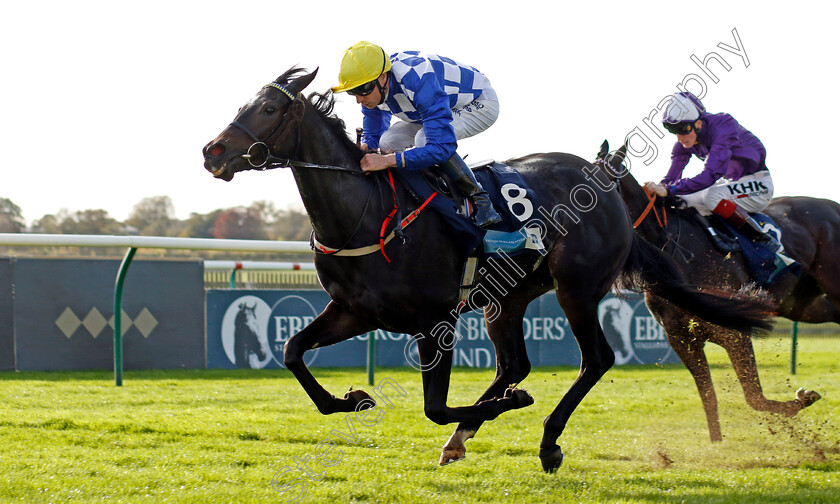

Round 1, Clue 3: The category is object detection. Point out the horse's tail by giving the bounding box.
[618,233,774,334]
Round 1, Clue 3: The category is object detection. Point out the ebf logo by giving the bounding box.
[598,296,672,365]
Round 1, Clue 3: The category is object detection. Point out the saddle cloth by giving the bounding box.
[394,160,545,258]
[713,213,801,287]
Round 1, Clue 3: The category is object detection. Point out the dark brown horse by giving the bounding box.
[203,67,772,472]
[595,141,830,441]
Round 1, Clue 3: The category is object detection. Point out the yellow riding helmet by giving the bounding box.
[332,41,392,93]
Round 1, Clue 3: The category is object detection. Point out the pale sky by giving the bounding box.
[3,1,838,226]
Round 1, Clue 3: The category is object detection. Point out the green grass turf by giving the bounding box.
[1,336,838,503]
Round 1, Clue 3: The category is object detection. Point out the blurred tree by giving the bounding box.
[31,214,61,234]
[270,207,312,241]
[60,209,122,235]
[127,196,175,236]
[180,209,222,238]
[250,200,279,225]
[0,197,26,233]
[213,207,267,240]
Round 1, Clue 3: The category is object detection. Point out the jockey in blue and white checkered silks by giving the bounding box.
[332,41,502,229]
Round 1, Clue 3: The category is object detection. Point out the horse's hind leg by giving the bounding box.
[665,325,723,442]
[540,296,614,473]
[413,314,534,429]
[718,330,821,417]
[440,300,533,465]
[283,301,377,414]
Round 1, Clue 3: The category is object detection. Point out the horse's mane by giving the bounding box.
[274,68,363,158]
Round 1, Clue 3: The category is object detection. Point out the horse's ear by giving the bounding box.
[605,143,630,178]
[610,144,627,168]
[617,143,627,156]
[616,144,627,166]
[598,140,609,159]
[288,67,319,95]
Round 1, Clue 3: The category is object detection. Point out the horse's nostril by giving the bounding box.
[210,144,224,157]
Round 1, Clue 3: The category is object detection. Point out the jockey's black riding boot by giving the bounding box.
[689,209,739,253]
[439,153,502,228]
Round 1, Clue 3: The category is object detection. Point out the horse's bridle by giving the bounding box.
[227,81,421,260]
[632,189,695,264]
[228,82,365,176]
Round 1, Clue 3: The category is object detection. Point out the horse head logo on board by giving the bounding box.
[221,295,272,369]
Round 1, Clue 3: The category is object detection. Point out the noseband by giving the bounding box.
[228,82,364,176]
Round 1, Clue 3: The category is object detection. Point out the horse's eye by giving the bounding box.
[265,107,276,115]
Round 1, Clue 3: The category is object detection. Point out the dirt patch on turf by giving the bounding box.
[651,447,674,469]
[761,414,840,462]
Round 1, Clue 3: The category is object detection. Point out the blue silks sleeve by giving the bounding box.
[361,107,392,150]
[397,72,457,170]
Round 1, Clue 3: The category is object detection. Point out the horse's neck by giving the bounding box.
[618,175,647,217]
[618,174,668,244]
[297,111,361,168]
[290,112,378,243]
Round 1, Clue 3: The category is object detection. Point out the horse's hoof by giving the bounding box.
[796,388,822,406]
[343,389,375,409]
[504,388,535,409]
[539,445,564,473]
[439,446,466,465]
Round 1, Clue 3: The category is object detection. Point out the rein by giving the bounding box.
[633,188,695,263]
[242,144,368,175]
[633,187,667,229]
[230,123,366,176]
[591,154,665,229]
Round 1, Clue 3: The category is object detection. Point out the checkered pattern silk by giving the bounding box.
[361,51,495,170]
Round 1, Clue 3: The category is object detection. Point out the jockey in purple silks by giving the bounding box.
[644,92,782,250]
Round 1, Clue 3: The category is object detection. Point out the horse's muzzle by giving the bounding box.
[203,141,236,181]
[208,163,234,181]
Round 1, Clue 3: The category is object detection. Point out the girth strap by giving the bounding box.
[456,256,479,311]
[312,191,437,259]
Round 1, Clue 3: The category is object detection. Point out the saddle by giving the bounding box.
[396,159,546,258]
[664,199,800,287]
[710,213,800,286]
[395,159,548,310]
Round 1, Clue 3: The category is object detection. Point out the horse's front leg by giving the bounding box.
[666,325,722,441]
[283,301,376,415]
[440,302,533,465]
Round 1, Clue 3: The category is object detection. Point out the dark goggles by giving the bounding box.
[663,121,694,135]
[347,80,378,97]
[347,50,388,98]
